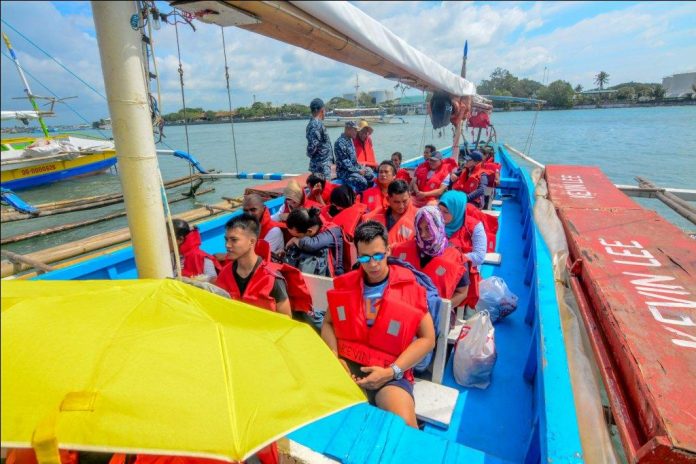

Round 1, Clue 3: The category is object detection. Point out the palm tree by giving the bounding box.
[594,71,610,90]
[574,84,583,93]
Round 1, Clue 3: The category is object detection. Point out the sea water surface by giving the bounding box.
[3,106,694,255]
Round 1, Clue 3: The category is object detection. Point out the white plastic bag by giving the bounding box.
[453,311,496,389]
[476,276,518,323]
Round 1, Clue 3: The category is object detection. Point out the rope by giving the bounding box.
[220,27,240,173]
[160,171,182,277]
[173,21,194,191]
[417,90,428,156]
[1,19,106,100]
[1,51,110,139]
[522,67,547,158]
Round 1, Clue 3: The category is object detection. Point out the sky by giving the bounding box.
[2,1,695,125]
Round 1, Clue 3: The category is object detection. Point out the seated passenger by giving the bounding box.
[306,173,335,206]
[392,206,470,309]
[361,160,396,212]
[411,150,455,207]
[241,193,285,255]
[353,120,377,168]
[170,219,220,281]
[272,180,318,222]
[284,207,344,277]
[364,179,417,246]
[450,150,489,209]
[391,151,412,183]
[214,214,292,317]
[322,221,436,427]
[438,191,487,308]
[481,145,501,209]
[334,121,375,194]
[322,184,367,241]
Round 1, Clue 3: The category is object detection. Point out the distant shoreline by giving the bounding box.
[496,99,696,112]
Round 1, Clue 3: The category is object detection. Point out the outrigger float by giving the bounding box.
[2,1,695,464]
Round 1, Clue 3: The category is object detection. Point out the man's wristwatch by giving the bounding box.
[390,363,404,380]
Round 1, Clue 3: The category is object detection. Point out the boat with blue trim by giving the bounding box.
[2,1,695,463]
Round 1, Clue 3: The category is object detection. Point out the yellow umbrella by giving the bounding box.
[1,279,364,463]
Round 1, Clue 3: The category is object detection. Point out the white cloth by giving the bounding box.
[264,226,285,254]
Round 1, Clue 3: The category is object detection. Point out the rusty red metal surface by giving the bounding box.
[545,165,642,210]
[546,166,696,464]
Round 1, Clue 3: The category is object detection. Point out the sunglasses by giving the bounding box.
[356,253,386,264]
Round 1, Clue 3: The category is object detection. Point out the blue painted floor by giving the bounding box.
[424,195,534,463]
[290,193,535,463]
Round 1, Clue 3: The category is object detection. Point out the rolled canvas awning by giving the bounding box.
[170,1,476,97]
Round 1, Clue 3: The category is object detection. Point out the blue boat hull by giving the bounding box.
[33,144,585,463]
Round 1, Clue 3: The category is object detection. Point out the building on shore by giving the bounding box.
[392,94,427,115]
[662,72,696,98]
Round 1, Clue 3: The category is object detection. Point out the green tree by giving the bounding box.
[574,84,583,93]
[327,96,355,109]
[594,71,610,90]
[204,110,216,120]
[652,85,666,100]
[539,80,575,108]
[358,92,376,107]
[616,87,635,101]
[512,78,544,98]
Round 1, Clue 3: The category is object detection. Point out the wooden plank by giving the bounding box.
[413,379,458,428]
[484,252,502,265]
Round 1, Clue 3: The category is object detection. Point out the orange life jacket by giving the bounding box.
[481,159,501,187]
[447,204,491,308]
[396,168,412,183]
[391,240,467,299]
[353,136,377,168]
[179,228,222,278]
[321,202,367,241]
[109,445,278,464]
[364,202,417,246]
[360,185,388,212]
[6,449,78,464]
[328,265,428,382]
[215,259,282,312]
[415,163,453,203]
[259,208,283,242]
[452,164,486,209]
[215,259,312,313]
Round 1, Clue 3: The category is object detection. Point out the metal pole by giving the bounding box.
[92,1,173,278]
[2,33,50,138]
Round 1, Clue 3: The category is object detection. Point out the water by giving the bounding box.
[3,106,694,255]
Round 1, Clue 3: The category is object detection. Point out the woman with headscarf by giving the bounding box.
[272,180,319,222]
[438,190,488,308]
[391,206,470,308]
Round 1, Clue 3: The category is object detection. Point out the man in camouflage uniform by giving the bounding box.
[334,121,375,194]
[306,98,333,179]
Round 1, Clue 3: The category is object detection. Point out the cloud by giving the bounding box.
[1,1,694,126]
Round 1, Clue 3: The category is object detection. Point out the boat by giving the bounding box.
[3,2,695,463]
[0,132,117,190]
[324,107,396,127]
[0,33,117,191]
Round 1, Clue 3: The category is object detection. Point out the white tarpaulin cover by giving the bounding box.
[1,111,42,121]
[291,1,476,97]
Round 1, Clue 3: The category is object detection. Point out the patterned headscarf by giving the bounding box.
[415,206,448,257]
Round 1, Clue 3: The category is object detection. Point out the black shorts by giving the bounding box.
[344,359,414,406]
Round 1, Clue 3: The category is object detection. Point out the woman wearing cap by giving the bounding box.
[353,119,377,169]
[450,150,489,209]
[438,191,488,308]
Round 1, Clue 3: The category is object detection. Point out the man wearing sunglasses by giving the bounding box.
[322,221,436,428]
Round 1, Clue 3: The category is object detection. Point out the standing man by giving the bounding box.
[306,98,333,179]
[354,120,377,168]
[335,121,375,194]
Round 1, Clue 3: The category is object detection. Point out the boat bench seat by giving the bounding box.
[492,199,503,207]
[413,379,459,428]
[483,209,501,218]
[484,252,502,265]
